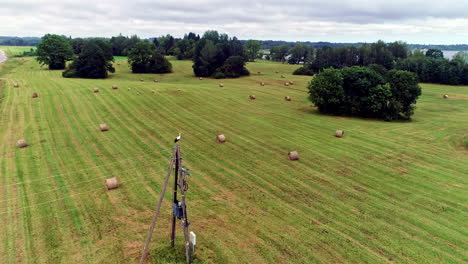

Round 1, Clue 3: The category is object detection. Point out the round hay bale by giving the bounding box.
[216,134,226,143]
[112,85,118,90]
[219,83,224,87]
[100,124,109,132]
[13,83,19,88]
[284,82,290,86]
[335,130,345,138]
[105,177,119,190]
[284,96,291,101]
[199,77,203,80]
[289,81,294,85]
[443,94,449,99]
[275,71,279,73]
[281,75,285,78]
[260,82,265,86]
[288,151,299,161]
[32,93,38,98]
[140,79,144,82]
[153,79,159,83]
[249,95,256,100]
[93,88,99,93]
[257,71,261,74]
[17,139,28,148]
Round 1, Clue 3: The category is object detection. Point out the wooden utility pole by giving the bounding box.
[140,145,192,264]
[140,149,176,264]
[176,145,191,264]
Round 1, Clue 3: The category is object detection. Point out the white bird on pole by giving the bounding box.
[174,132,181,143]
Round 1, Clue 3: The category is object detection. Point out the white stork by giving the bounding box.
[174,132,182,143]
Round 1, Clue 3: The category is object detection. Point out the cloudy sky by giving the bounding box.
[1,0,468,44]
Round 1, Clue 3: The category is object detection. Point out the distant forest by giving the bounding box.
[2,36,468,51]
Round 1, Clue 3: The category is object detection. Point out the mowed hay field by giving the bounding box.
[0,56,467,264]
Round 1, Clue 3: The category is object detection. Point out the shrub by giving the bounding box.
[293,66,314,76]
[212,71,225,79]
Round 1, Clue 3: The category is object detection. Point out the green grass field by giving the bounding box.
[0,56,467,263]
[0,46,36,56]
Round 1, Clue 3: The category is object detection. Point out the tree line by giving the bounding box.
[292,41,468,85]
[35,32,262,78]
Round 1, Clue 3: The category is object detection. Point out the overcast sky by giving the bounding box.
[1,0,468,44]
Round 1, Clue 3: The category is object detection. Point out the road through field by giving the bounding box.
[0,50,7,63]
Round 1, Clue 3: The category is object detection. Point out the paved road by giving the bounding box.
[0,50,7,63]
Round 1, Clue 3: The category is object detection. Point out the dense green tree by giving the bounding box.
[288,43,308,64]
[308,66,420,120]
[36,34,74,69]
[425,49,444,59]
[127,41,172,73]
[270,45,290,63]
[388,41,408,59]
[63,39,115,78]
[110,34,140,56]
[192,31,248,78]
[453,51,468,63]
[308,68,345,114]
[245,40,262,61]
[71,38,84,55]
[385,70,421,120]
[221,56,249,78]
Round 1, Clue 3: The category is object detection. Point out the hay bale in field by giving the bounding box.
[335,130,345,138]
[216,134,226,143]
[284,96,291,101]
[281,75,285,78]
[257,71,261,74]
[93,88,99,93]
[284,82,290,86]
[100,123,109,132]
[219,83,224,87]
[112,85,118,90]
[32,92,38,98]
[260,82,265,86]
[275,71,279,73]
[105,177,119,190]
[153,79,159,83]
[199,77,203,80]
[249,95,256,100]
[13,83,19,88]
[17,139,28,148]
[443,94,449,99]
[140,79,144,82]
[289,81,294,85]
[288,151,299,161]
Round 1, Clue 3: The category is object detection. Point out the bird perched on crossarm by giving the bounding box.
[174,132,181,143]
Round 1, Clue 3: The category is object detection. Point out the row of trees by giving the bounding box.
[36,31,253,79]
[309,66,421,121]
[293,41,408,73]
[395,50,468,85]
[294,41,468,85]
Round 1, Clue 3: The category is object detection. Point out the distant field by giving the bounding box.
[0,57,466,263]
[0,46,35,56]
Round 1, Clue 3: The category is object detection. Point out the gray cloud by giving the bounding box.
[1,0,468,43]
